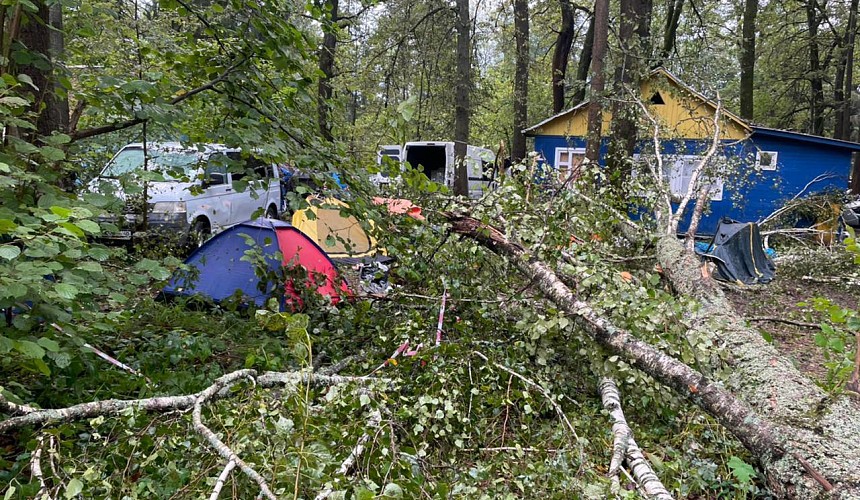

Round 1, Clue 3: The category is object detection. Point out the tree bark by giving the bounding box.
[585,0,608,161]
[453,0,471,196]
[805,0,825,136]
[607,0,652,188]
[739,0,757,120]
[552,0,576,113]
[512,0,529,162]
[17,0,68,137]
[841,0,859,140]
[835,45,847,139]
[571,14,595,105]
[446,213,860,498]
[318,0,339,142]
[657,0,683,66]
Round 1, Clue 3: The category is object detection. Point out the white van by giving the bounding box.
[90,142,281,246]
[373,142,496,198]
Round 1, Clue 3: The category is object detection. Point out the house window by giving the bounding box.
[756,151,778,171]
[665,155,724,202]
[555,148,586,184]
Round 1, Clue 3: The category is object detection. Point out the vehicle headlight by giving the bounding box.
[150,201,187,214]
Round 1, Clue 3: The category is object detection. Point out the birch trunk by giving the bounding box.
[446,213,860,498]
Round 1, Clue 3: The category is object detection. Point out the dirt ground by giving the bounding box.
[723,271,859,383]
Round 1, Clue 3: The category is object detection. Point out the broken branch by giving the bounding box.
[0,369,386,434]
[208,460,237,500]
[600,378,672,500]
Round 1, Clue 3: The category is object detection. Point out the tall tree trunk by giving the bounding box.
[835,45,847,139]
[18,1,68,137]
[739,0,757,120]
[658,0,683,66]
[841,0,859,140]
[551,0,576,113]
[317,0,338,142]
[512,0,529,162]
[585,0,608,161]
[571,14,595,105]
[453,0,471,196]
[806,0,825,136]
[607,0,652,187]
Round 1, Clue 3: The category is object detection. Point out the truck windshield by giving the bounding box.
[102,146,201,178]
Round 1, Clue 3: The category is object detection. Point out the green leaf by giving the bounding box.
[65,478,84,499]
[44,133,72,145]
[17,73,35,89]
[727,456,756,483]
[34,357,51,376]
[3,486,14,500]
[0,219,18,233]
[74,220,101,234]
[88,247,111,261]
[0,245,20,260]
[58,222,85,238]
[78,261,103,273]
[50,206,72,218]
[359,394,370,407]
[55,283,79,300]
[40,146,66,162]
[16,340,45,359]
[381,483,403,498]
[0,96,29,108]
[354,487,375,500]
[37,337,60,352]
[828,337,845,352]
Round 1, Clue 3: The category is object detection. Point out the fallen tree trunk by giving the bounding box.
[445,213,860,498]
[655,236,860,498]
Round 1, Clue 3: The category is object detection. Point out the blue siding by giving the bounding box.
[532,133,855,235]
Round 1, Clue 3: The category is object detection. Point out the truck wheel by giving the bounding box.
[265,205,278,220]
[188,219,211,251]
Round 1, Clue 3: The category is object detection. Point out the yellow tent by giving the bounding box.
[291,196,378,259]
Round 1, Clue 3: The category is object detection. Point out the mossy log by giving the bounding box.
[446,213,860,498]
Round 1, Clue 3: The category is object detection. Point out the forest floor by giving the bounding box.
[724,260,859,384]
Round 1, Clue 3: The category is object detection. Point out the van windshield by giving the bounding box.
[102,146,202,179]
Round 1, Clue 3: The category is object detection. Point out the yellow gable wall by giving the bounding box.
[531,75,750,141]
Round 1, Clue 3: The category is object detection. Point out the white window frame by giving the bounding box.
[755,150,778,171]
[554,147,586,183]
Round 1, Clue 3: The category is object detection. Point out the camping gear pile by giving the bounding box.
[695,219,776,285]
[162,197,422,309]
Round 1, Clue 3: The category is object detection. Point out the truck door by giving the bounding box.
[228,155,271,223]
[199,153,236,231]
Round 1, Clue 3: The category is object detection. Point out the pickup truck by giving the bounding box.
[89,142,282,247]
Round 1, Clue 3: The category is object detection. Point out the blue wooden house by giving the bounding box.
[524,68,860,234]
